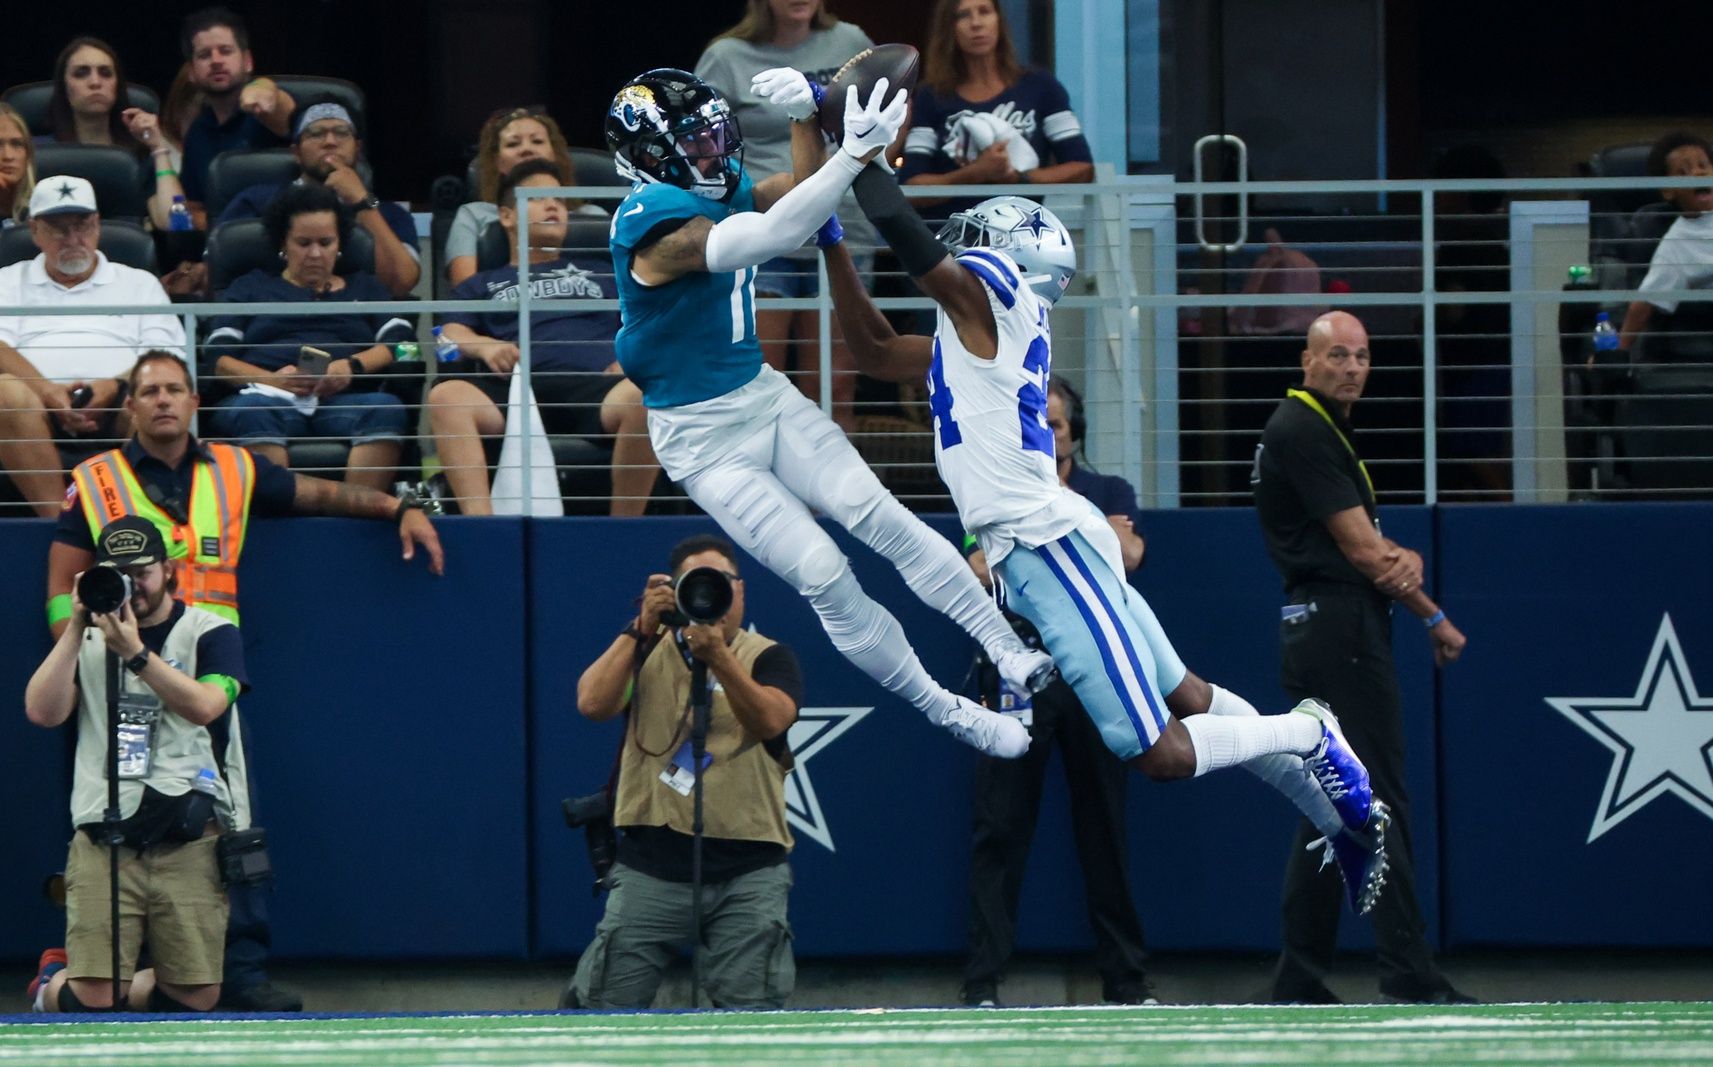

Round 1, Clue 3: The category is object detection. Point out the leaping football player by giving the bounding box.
[820,151,1392,914]
[603,66,1052,758]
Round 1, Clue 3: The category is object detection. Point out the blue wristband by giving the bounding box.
[815,214,844,249]
[1423,609,1446,629]
[807,78,826,109]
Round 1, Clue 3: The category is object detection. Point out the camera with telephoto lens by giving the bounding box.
[658,566,734,628]
[562,792,617,895]
[77,564,133,615]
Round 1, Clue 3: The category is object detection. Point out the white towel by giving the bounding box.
[240,382,317,415]
[491,373,562,516]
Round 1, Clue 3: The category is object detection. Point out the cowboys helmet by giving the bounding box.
[606,69,744,201]
[937,196,1077,305]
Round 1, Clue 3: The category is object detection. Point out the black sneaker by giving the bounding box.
[1104,978,1159,1005]
[1381,983,1478,1005]
[1269,982,1342,1004]
[218,981,304,1012]
[961,980,1000,1008]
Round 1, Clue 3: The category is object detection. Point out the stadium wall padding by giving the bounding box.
[2,503,1708,964]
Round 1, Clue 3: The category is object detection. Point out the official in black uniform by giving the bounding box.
[959,382,1153,1008]
[1251,311,1471,1004]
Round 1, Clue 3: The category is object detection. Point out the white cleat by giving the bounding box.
[993,646,1059,694]
[940,696,1031,758]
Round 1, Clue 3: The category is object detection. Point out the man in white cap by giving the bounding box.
[0,175,185,516]
[217,99,420,297]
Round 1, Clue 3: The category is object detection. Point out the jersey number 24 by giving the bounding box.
[927,336,1053,454]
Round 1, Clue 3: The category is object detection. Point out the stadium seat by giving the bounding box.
[204,148,299,220]
[569,146,627,190]
[1616,366,1713,498]
[0,218,156,272]
[32,144,147,219]
[0,81,161,135]
[271,75,366,134]
[204,216,377,293]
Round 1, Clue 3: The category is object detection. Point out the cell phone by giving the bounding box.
[297,346,331,376]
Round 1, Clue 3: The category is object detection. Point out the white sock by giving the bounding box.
[1182,698,1324,777]
[1209,685,1344,837]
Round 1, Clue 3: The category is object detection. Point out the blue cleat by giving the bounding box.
[1293,698,1374,833]
[1311,799,1391,915]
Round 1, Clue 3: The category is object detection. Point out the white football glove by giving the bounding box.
[840,77,909,160]
[751,67,819,122]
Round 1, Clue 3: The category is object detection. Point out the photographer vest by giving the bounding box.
[616,630,793,850]
[71,604,251,832]
[72,443,256,625]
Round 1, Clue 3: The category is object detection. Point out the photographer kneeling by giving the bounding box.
[564,534,803,1010]
[24,517,252,1013]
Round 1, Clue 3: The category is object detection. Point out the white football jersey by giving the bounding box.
[928,249,1084,564]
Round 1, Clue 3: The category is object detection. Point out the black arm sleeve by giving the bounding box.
[852,164,951,279]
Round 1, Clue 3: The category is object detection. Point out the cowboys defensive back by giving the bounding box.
[823,171,1392,913]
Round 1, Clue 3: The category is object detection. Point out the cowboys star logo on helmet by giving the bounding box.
[936,196,1077,304]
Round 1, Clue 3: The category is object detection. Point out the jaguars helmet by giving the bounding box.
[937,196,1077,306]
[606,68,744,201]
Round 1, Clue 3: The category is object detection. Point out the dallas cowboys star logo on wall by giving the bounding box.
[1546,614,1713,842]
[783,706,871,852]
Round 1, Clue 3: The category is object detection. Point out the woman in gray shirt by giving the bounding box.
[696,0,876,429]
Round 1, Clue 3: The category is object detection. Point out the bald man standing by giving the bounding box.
[1251,311,1472,1004]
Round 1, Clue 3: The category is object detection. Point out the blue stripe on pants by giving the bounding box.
[1001,531,1167,760]
[1053,537,1170,735]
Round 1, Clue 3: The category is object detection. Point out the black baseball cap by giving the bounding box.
[95,517,167,567]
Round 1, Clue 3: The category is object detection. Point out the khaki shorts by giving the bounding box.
[65,831,228,986]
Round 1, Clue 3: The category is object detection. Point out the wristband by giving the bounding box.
[124,650,151,674]
[961,533,980,558]
[1423,609,1446,629]
[622,624,647,643]
[47,594,73,627]
[155,169,177,178]
[393,499,423,523]
[347,356,366,376]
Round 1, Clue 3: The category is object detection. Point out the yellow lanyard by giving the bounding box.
[1287,388,1375,501]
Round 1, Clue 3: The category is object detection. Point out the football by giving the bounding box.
[817,43,921,139]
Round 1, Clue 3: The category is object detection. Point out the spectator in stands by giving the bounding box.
[203,182,410,490]
[443,106,583,288]
[1617,131,1713,359]
[0,176,185,516]
[40,350,443,1012]
[563,533,802,1010]
[429,159,658,515]
[901,0,1093,218]
[44,37,193,235]
[959,380,1154,1009]
[0,102,36,224]
[219,99,420,297]
[155,63,211,297]
[696,0,876,428]
[26,516,250,1015]
[177,7,296,222]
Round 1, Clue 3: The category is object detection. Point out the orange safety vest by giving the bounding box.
[72,443,256,625]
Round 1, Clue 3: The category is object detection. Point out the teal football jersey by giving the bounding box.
[610,175,761,408]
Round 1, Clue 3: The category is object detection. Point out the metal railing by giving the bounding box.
[4,172,1712,515]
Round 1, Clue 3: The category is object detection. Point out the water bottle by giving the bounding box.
[1592,311,1619,355]
[191,767,219,795]
[167,195,193,233]
[432,325,461,364]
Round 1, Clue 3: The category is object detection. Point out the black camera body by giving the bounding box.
[563,792,617,895]
[78,565,133,615]
[658,566,734,628]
